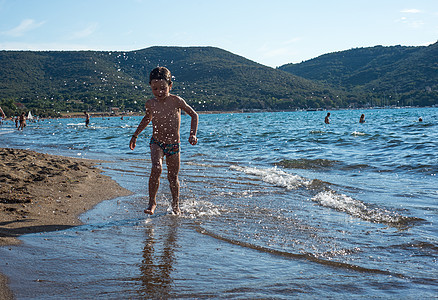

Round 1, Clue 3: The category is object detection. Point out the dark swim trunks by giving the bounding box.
[150,137,180,156]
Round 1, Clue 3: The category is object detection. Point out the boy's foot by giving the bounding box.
[172,203,181,215]
[172,208,181,215]
[144,204,157,215]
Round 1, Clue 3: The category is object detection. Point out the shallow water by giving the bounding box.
[1,108,437,298]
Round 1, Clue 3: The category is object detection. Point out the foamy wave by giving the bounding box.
[230,165,310,190]
[0,130,14,135]
[231,165,416,225]
[219,190,254,197]
[312,191,407,224]
[180,199,221,219]
[351,131,366,136]
[186,161,216,168]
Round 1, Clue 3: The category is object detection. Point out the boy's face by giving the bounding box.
[150,79,171,100]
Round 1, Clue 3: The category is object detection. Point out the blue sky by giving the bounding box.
[0,0,437,67]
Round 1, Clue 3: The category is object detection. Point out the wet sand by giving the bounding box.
[0,147,132,299]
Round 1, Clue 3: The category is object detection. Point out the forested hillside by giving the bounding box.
[0,47,344,117]
[1,43,435,117]
[279,42,438,107]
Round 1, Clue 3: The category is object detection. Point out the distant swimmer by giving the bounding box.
[324,112,330,124]
[18,112,26,130]
[84,111,90,127]
[359,114,365,123]
[418,117,423,122]
[0,106,5,124]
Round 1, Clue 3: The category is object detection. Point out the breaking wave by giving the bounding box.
[230,165,310,189]
[311,191,421,225]
[230,164,421,226]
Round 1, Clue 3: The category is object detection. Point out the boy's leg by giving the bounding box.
[166,152,181,214]
[146,144,164,215]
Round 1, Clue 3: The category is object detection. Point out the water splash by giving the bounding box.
[231,164,419,226]
[311,190,420,225]
[230,165,310,189]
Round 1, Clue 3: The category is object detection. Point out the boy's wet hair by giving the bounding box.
[149,67,172,85]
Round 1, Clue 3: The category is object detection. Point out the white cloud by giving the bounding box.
[401,9,421,14]
[69,23,99,40]
[397,16,425,29]
[2,19,45,37]
[408,20,425,28]
[282,37,302,45]
[396,8,426,29]
[0,41,87,51]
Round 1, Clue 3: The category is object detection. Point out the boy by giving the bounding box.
[129,67,198,215]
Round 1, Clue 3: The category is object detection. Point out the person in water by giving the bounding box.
[84,111,90,127]
[18,112,26,130]
[359,114,365,123]
[0,106,5,125]
[129,67,198,215]
[324,112,330,124]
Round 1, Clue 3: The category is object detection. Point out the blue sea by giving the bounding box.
[0,107,437,299]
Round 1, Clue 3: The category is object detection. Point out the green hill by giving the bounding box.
[0,47,346,117]
[1,44,435,117]
[279,42,438,107]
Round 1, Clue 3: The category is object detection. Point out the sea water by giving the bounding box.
[0,108,437,299]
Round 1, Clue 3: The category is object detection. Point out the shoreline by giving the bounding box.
[0,147,132,299]
[2,106,430,123]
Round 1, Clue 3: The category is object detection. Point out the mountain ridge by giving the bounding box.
[0,44,436,117]
[0,46,343,116]
[278,42,438,106]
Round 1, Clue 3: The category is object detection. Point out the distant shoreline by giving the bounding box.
[58,106,436,119]
[1,106,433,123]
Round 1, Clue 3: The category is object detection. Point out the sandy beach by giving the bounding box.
[0,147,132,299]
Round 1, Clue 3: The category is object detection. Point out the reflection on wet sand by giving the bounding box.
[138,216,179,298]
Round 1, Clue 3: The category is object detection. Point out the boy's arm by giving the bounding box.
[189,113,198,145]
[129,108,152,150]
[179,98,198,145]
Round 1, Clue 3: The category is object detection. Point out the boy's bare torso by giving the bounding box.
[147,95,182,144]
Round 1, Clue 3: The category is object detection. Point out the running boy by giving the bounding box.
[129,67,198,215]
